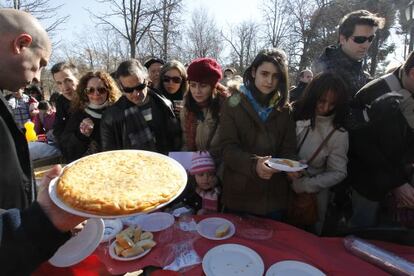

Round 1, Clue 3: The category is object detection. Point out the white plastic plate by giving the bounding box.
[49,218,104,267]
[197,217,235,240]
[202,244,264,276]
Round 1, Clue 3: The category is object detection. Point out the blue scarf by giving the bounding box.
[240,85,279,122]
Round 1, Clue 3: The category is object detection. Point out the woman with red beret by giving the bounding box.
[180,58,228,152]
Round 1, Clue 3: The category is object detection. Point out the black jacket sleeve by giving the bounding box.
[0,202,71,275]
[59,111,91,162]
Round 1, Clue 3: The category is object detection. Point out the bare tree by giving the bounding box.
[57,27,128,73]
[1,0,69,39]
[143,0,183,60]
[89,0,161,58]
[222,21,260,72]
[185,8,222,60]
[260,0,291,49]
[286,0,331,72]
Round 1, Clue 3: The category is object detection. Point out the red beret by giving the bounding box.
[187,58,223,87]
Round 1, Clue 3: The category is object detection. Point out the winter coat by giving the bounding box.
[100,90,181,154]
[0,92,35,210]
[293,116,348,233]
[218,86,297,215]
[313,45,370,100]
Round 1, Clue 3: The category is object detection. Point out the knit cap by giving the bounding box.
[187,58,222,87]
[189,151,215,175]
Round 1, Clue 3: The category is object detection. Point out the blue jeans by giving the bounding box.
[348,189,380,228]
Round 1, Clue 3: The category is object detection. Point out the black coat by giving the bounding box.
[52,94,71,146]
[347,68,414,201]
[313,45,370,100]
[101,90,181,153]
[0,92,35,210]
[60,109,103,162]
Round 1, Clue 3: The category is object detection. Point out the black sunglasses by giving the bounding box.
[84,87,108,95]
[163,76,182,84]
[122,82,147,93]
[351,35,375,44]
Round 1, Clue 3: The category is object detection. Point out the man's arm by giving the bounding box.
[0,166,85,275]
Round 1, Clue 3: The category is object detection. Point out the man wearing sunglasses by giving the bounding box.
[313,10,385,99]
[101,59,181,153]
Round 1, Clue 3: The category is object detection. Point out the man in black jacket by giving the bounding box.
[347,52,414,228]
[313,10,385,99]
[50,62,79,157]
[0,9,84,274]
[101,59,181,153]
[289,69,313,102]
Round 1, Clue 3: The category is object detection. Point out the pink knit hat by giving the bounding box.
[190,151,215,175]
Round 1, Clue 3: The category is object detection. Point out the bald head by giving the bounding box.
[0,9,50,50]
[0,9,51,91]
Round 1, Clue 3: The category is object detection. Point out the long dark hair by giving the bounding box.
[243,48,290,108]
[184,84,222,121]
[294,72,348,129]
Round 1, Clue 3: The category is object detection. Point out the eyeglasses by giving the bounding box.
[122,82,147,93]
[163,76,182,84]
[351,35,375,44]
[84,87,108,95]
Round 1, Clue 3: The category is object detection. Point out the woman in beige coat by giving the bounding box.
[218,48,297,219]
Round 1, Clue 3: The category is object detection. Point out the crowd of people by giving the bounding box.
[1,7,413,275]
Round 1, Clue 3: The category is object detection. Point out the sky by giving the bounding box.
[52,0,261,44]
[48,0,404,67]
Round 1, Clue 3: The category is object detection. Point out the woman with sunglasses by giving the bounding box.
[217,48,297,220]
[157,60,188,117]
[181,58,227,152]
[60,71,121,162]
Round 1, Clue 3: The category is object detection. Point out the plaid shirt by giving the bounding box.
[7,94,31,129]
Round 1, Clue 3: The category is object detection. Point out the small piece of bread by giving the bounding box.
[116,233,135,249]
[281,159,295,167]
[140,231,154,241]
[135,239,156,250]
[133,227,143,243]
[215,223,230,238]
[114,243,124,256]
[121,244,145,257]
[122,226,135,239]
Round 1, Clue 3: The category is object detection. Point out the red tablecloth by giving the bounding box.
[92,213,414,275]
[33,213,413,275]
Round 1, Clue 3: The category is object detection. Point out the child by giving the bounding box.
[189,151,221,214]
[169,151,221,215]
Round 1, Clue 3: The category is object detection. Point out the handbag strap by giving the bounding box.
[307,128,337,165]
[297,126,310,154]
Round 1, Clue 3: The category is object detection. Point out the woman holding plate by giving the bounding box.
[292,72,349,234]
[217,48,297,220]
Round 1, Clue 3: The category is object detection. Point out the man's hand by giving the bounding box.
[393,183,414,208]
[37,165,86,232]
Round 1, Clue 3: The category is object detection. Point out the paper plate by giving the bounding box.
[140,212,175,232]
[48,150,187,219]
[121,214,147,227]
[101,219,123,243]
[266,260,326,276]
[266,158,307,172]
[202,244,264,276]
[108,240,152,261]
[197,217,235,240]
[49,218,104,267]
